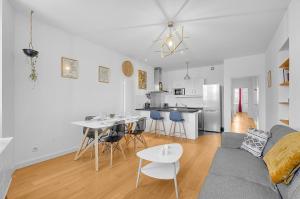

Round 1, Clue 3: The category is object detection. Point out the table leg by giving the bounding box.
[94,130,99,171]
[136,158,143,188]
[173,162,179,199]
[74,127,89,160]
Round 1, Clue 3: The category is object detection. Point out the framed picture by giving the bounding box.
[267,70,272,88]
[98,66,110,83]
[138,70,147,89]
[61,57,79,79]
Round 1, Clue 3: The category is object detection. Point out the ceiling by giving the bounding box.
[12,0,291,69]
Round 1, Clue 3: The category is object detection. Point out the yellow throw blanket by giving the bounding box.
[263,132,300,184]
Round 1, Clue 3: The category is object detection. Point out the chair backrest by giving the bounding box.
[135,117,146,132]
[263,125,296,156]
[110,120,126,136]
[83,116,95,134]
[170,111,182,122]
[150,110,161,120]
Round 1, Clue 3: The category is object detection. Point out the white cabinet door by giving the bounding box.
[185,88,193,95]
[173,80,184,88]
[186,78,205,96]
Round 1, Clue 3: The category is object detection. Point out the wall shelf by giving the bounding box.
[279,58,289,70]
[280,82,289,87]
[280,119,289,125]
[277,40,289,126]
[279,102,289,105]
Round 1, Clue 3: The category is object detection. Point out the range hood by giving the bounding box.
[150,67,168,93]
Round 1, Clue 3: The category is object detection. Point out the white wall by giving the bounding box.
[0,0,3,138]
[265,13,289,130]
[2,0,15,139]
[13,10,153,168]
[224,54,266,131]
[265,0,300,130]
[288,0,300,130]
[162,64,224,107]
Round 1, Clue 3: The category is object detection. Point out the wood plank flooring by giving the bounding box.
[7,133,220,199]
[231,112,256,133]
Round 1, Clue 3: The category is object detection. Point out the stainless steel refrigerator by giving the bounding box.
[203,84,222,132]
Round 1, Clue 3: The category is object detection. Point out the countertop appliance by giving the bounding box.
[163,103,169,108]
[203,84,222,132]
[174,88,185,95]
[144,102,150,109]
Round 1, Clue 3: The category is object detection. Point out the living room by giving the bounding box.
[1,0,300,199]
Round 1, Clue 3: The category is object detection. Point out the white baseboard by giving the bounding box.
[15,146,78,169]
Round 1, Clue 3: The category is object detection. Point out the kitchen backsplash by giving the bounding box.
[164,95,203,107]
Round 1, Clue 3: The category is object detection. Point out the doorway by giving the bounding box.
[231,76,259,133]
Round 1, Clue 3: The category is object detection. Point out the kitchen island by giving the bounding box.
[135,107,201,140]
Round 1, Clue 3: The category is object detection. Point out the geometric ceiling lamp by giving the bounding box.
[161,21,184,58]
[22,10,39,82]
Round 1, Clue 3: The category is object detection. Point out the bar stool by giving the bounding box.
[149,110,166,136]
[169,111,187,138]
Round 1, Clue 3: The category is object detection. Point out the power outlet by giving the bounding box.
[32,147,38,152]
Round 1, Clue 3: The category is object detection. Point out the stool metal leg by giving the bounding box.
[179,122,182,138]
[154,120,157,135]
[173,122,177,137]
[169,122,173,135]
[149,120,153,133]
[162,120,166,136]
[182,122,187,139]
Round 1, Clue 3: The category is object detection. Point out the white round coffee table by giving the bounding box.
[136,143,183,199]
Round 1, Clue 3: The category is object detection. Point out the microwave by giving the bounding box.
[174,88,185,95]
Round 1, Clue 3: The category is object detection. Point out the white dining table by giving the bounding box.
[72,116,141,171]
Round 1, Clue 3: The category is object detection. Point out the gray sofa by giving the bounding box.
[199,125,300,199]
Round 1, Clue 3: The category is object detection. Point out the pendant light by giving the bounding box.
[184,61,191,80]
[161,21,184,58]
[22,10,39,82]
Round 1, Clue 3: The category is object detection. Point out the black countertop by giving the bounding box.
[135,107,202,113]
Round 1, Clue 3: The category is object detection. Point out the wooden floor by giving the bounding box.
[8,133,221,199]
[231,112,256,133]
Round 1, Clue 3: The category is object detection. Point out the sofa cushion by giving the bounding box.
[263,132,300,184]
[288,168,300,199]
[241,129,270,157]
[198,173,281,199]
[221,132,246,149]
[276,183,288,199]
[263,125,295,157]
[210,148,273,189]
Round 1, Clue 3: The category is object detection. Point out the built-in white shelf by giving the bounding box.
[277,39,290,125]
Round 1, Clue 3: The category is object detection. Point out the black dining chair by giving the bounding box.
[83,116,103,159]
[99,120,126,167]
[128,117,148,151]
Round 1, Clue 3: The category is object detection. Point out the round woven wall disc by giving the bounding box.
[122,60,134,77]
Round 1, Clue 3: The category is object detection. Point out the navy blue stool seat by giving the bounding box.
[149,110,166,136]
[169,111,187,138]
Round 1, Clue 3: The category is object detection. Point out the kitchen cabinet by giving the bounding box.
[184,78,205,97]
[171,78,205,97]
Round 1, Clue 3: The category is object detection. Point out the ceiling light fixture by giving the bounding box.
[22,10,39,82]
[161,21,184,58]
[184,62,191,80]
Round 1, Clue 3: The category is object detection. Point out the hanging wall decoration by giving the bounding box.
[138,70,147,89]
[122,60,134,77]
[22,10,39,82]
[98,66,110,83]
[267,70,272,88]
[61,57,79,79]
